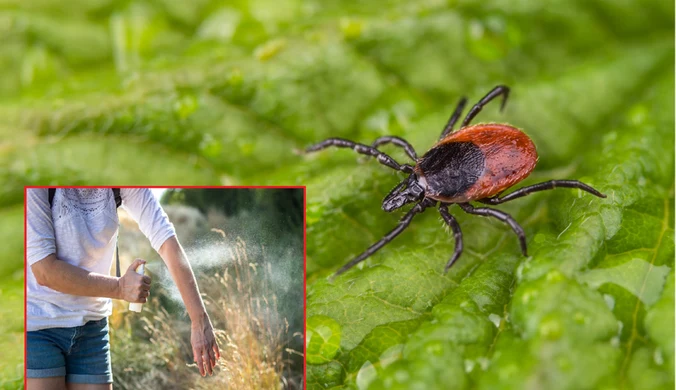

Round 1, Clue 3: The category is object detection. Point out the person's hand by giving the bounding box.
[191,314,220,376]
[118,259,151,303]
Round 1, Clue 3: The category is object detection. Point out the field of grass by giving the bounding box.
[108,200,303,389]
[111,234,302,389]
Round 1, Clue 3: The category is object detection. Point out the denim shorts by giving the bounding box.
[27,318,113,384]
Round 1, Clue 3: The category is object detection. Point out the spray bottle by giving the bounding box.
[129,263,145,313]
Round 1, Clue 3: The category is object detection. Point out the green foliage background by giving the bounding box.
[0,0,674,389]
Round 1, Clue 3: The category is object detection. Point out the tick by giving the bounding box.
[305,85,606,277]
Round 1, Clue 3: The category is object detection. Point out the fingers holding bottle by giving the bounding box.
[119,258,152,303]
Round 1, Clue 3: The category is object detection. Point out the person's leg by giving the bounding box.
[26,328,70,390]
[65,318,114,388]
[27,377,67,390]
[67,383,112,390]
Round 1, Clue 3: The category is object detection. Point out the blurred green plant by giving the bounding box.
[0,0,674,389]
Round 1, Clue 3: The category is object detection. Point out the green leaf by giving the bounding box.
[307,315,343,364]
[0,0,673,388]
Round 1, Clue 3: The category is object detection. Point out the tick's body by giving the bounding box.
[306,85,606,277]
[418,124,538,203]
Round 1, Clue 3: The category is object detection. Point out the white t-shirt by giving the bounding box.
[26,188,176,331]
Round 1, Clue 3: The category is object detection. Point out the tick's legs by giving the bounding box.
[439,205,463,273]
[458,202,528,256]
[479,180,607,205]
[332,201,429,278]
[306,137,414,174]
[371,136,418,160]
[461,85,510,128]
[439,97,468,139]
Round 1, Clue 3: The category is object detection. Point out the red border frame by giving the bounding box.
[23,186,307,389]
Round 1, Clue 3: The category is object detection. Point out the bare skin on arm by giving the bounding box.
[28,256,150,390]
[158,236,220,377]
[31,255,151,303]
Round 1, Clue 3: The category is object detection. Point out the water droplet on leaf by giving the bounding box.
[603,294,615,310]
[488,313,501,328]
[653,348,664,365]
[356,360,377,390]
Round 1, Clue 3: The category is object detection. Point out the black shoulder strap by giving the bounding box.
[48,188,56,208]
[115,242,121,278]
[112,188,122,277]
[112,188,121,208]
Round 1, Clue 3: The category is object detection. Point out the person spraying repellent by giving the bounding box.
[26,188,221,390]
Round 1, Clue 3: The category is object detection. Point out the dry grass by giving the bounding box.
[111,234,301,390]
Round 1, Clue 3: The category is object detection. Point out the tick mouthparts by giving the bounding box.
[382,197,405,212]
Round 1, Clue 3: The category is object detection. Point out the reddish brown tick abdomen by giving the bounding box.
[417,124,538,203]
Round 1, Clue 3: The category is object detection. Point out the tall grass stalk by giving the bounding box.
[111,234,299,389]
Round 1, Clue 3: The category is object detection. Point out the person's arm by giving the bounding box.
[31,255,151,303]
[158,236,220,376]
[122,189,220,376]
[26,188,148,303]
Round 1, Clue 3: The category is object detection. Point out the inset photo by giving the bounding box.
[25,187,305,390]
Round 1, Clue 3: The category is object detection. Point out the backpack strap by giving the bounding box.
[115,242,121,278]
[112,188,121,208]
[48,188,56,208]
[112,188,122,277]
